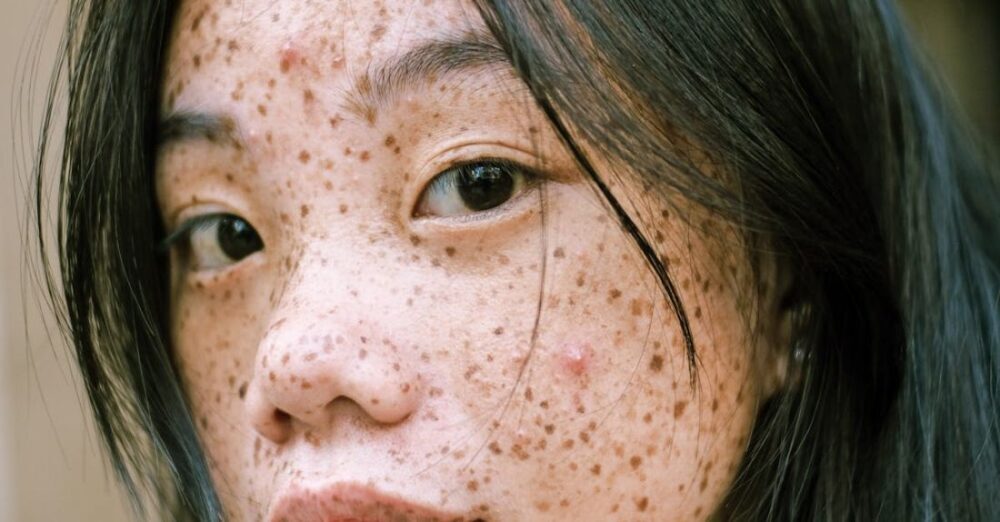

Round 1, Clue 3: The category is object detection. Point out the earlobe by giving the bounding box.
[759,251,806,398]
[769,300,809,395]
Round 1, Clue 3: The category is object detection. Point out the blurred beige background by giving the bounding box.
[0,1,996,521]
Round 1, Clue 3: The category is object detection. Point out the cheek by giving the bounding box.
[171,274,271,493]
[439,189,760,518]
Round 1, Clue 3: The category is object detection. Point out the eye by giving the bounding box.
[414,160,534,218]
[165,213,264,271]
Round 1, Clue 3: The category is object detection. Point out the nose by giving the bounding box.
[246,320,422,443]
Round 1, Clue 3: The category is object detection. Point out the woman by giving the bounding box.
[34,0,999,520]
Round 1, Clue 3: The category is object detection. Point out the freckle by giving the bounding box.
[576,273,585,287]
[190,8,207,31]
[344,147,352,156]
[590,463,601,475]
[225,173,234,183]
[193,54,201,68]
[384,135,396,147]
[299,204,310,218]
[370,24,387,42]
[279,44,299,73]
[265,132,273,144]
[636,497,649,512]
[301,381,312,389]
[673,400,687,419]
[339,204,348,214]
[358,349,367,359]
[281,353,290,365]
[358,150,370,161]
[493,326,504,336]
[269,371,276,382]
[643,412,652,423]
[257,104,267,115]
[303,89,314,103]
[630,456,642,469]
[694,306,702,319]
[608,288,622,301]
[280,213,290,224]
[544,424,554,434]
[329,115,342,128]
[649,355,663,372]
[409,234,421,246]
[540,400,549,409]
[488,441,502,455]
[467,480,478,492]
[579,431,590,443]
[699,476,708,492]
[298,150,311,164]
[553,247,565,258]
[711,399,719,411]
[238,382,248,399]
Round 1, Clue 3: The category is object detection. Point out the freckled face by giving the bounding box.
[157,1,780,520]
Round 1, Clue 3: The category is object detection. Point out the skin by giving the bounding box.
[156,0,792,520]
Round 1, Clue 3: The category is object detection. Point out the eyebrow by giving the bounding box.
[158,29,509,148]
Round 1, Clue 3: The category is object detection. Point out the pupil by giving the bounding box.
[457,163,515,211]
[217,216,263,260]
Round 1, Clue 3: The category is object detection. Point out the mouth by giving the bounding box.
[267,482,477,522]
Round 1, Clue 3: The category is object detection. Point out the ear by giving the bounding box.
[757,250,803,398]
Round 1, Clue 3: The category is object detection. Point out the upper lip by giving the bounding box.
[267,481,473,522]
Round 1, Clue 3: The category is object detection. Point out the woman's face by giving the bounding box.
[157,1,788,520]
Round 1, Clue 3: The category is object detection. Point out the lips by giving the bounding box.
[267,482,478,522]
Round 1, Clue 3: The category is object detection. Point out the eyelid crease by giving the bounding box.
[158,213,228,253]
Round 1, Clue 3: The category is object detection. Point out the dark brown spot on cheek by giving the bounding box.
[298,150,311,163]
[673,400,687,419]
[649,354,663,372]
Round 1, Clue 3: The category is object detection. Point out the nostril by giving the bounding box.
[273,409,292,425]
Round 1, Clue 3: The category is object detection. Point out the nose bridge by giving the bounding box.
[246,279,422,442]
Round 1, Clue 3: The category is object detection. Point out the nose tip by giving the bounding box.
[246,335,421,444]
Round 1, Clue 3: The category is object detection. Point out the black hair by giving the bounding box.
[34,0,999,520]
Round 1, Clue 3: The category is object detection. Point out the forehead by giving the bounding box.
[163,0,487,104]
[173,0,479,47]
